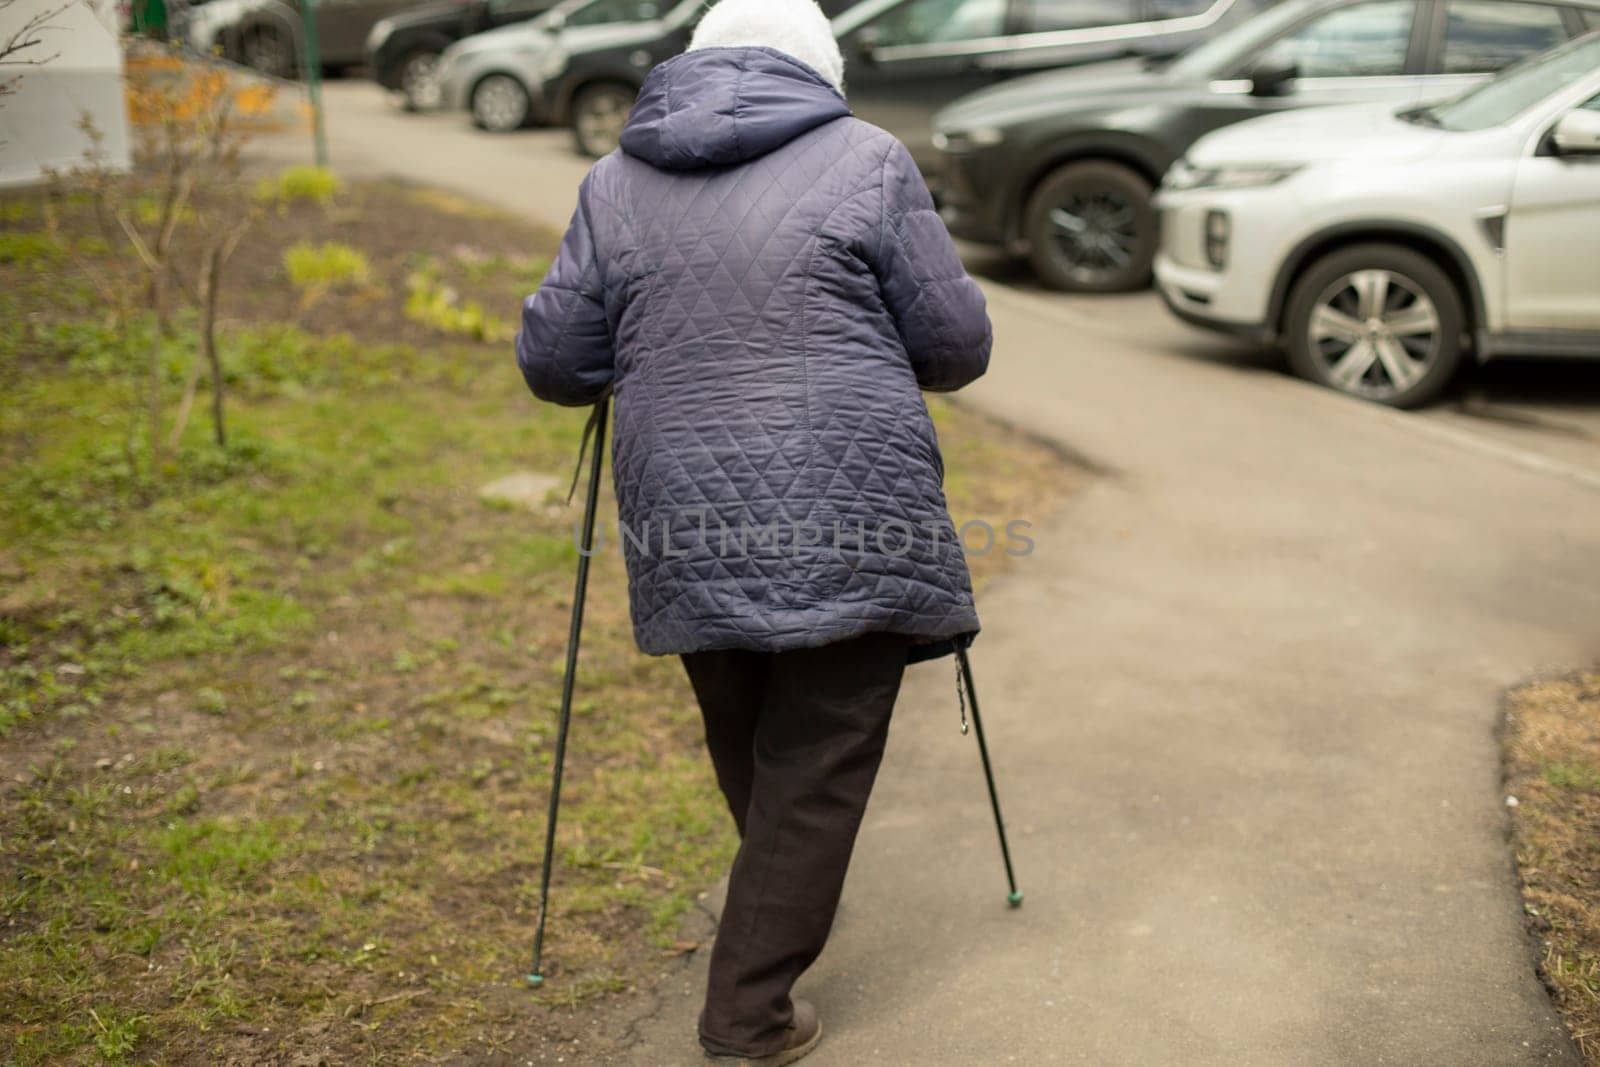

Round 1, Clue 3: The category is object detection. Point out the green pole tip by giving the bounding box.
[526,974,544,987]
[1007,891,1024,908]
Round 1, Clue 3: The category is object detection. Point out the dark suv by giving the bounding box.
[366,0,561,110]
[933,0,1600,291]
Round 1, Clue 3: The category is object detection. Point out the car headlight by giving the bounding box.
[932,127,1005,154]
[1164,161,1302,192]
[365,18,392,54]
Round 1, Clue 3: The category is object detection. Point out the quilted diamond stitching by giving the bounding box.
[523,51,990,657]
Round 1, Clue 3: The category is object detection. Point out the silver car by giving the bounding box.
[439,0,663,132]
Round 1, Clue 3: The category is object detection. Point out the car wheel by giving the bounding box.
[571,83,635,158]
[399,50,444,111]
[1024,161,1155,293]
[471,73,532,133]
[1284,244,1465,409]
[242,24,295,80]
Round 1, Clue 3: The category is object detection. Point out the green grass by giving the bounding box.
[89,1008,150,1061]
[154,817,289,891]
[1544,761,1600,793]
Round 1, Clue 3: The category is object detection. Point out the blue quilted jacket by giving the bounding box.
[517,46,992,662]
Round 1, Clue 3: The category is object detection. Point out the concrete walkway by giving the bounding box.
[284,84,1600,1065]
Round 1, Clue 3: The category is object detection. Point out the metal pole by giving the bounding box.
[958,647,1023,907]
[528,396,610,985]
[298,0,328,167]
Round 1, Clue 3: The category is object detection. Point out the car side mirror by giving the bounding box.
[543,10,565,32]
[1552,109,1600,157]
[856,27,881,66]
[1248,61,1298,98]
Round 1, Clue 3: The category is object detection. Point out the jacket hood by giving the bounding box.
[619,47,850,171]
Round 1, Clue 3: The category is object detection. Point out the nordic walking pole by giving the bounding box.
[957,646,1023,907]
[528,395,611,987]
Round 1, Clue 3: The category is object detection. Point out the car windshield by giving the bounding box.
[1166,0,1324,78]
[1411,32,1600,131]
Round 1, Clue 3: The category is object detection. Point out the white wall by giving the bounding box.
[0,0,130,187]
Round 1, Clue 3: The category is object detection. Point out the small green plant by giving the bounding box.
[168,780,202,815]
[405,260,513,342]
[284,242,371,296]
[89,1007,149,1060]
[0,231,61,265]
[256,165,341,207]
[195,687,228,716]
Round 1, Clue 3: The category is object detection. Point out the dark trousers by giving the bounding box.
[681,631,912,1056]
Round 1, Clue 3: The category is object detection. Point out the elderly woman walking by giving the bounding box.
[516,0,992,1060]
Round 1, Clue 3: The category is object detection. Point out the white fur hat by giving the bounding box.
[688,0,846,93]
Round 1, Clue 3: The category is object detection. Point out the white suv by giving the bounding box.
[1154,32,1600,407]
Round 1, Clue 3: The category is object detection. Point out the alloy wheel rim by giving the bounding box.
[1048,190,1138,283]
[577,92,629,154]
[1307,269,1441,400]
[402,54,443,110]
[474,77,525,130]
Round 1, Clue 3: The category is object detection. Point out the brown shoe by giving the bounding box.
[703,1000,822,1065]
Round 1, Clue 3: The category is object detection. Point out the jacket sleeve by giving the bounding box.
[867,140,993,393]
[516,180,615,407]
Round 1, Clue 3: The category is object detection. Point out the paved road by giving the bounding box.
[273,83,1600,1065]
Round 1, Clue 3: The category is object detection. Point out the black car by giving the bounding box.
[934,0,1600,292]
[366,0,561,110]
[545,0,1276,159]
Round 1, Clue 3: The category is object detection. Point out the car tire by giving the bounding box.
[1284,243,1466,409]
[398,49,445,112]
[241,24,296,80]
[471,73,532,133]
[571,83,636,158]
[1024,161,1156,293]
